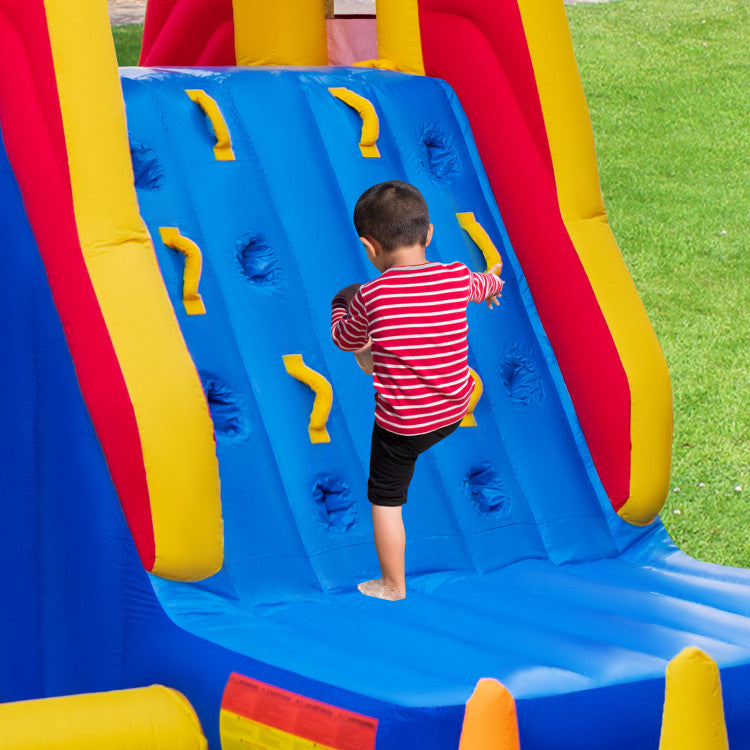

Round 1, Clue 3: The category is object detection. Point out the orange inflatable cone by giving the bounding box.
[458,678,521,750]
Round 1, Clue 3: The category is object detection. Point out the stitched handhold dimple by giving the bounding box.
[418,123,459,180]
[130,141,163,190]
[312,476,357,532]
[236,232,281,286]
[500,347,543,406]
[201,375,248,441]
[466,462,509,517]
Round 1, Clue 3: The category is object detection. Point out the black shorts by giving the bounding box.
[367,420,461,507]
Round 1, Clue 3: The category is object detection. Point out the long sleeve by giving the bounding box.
[468,270,503,303]
[331,291,369,351]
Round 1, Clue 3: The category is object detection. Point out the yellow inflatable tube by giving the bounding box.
[0,686,207,749]
[42,0,223,578]
[230,0,424,74]
[376,0,425,75]
[233,0,327,66]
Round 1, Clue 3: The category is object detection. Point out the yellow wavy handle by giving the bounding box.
[185,89,235,161]
[328,87,381,158]
[460,368,483,427]
[456,212,503,274]
[282,354,333,444]
[353,59,401,71]
[159,228,206,316]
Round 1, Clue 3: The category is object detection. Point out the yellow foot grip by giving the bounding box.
[282,354,333,444]
[159,227,207,315]
[457,212,503,274]
[185,89,235,161]
[328,88,380,158]
[659,647,729,750]
[460,368,483,427]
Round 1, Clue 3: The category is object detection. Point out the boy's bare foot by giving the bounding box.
[357,578,405,601]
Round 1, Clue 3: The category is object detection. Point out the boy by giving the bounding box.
[331,181,503,601]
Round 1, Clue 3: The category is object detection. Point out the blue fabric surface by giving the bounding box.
[119,66,750,747]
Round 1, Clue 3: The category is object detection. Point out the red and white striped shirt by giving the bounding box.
[331,262,502,435]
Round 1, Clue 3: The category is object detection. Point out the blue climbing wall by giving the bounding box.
[119,66,750,749]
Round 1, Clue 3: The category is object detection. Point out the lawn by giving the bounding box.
[111,0,748,566]
[566,0,748,566]
[112,24,142,66]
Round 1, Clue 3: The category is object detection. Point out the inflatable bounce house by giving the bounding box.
[1,0,749,747]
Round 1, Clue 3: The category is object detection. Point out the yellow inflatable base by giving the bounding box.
[0,685,207,749]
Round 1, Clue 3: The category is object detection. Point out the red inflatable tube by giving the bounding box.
[0,2,156,568]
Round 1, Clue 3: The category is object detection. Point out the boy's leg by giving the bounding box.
[359,420,461,601]
[359,423,415,600]
[358,504,406,600]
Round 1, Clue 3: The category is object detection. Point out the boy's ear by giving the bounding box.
[359,235,379,259]
[425,223,434,248]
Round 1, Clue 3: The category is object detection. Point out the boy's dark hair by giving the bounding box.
[353,180,430,252]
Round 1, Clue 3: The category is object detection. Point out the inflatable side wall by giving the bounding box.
[0,0,223,581]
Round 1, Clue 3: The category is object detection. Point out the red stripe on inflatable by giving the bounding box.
[195,21,235,66]
[0,3,156,567]
[419,1,632,507]
[140,0,235,66]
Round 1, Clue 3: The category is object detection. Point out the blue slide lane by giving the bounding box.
[119,66,750,748]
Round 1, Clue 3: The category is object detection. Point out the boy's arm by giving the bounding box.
[468,264,504,308]
[331,287,370,351]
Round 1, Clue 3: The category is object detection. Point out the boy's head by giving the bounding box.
[353,181,431,252]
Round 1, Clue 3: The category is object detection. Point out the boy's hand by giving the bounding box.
[486,289,503,308]
[332,283,362,307]
[354,339,374,375]
[486,264,504,308]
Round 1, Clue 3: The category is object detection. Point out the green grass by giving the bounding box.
[112,24,142,66]
[566,0,749,566]
[111,2,749,565]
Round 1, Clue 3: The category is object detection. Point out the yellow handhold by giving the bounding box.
[185,89,235,161]
[659,647,729,750]
[353,59,401,72]
[159,228,207,316]
[461,368,483,427]
[328,88,381,158]
[282,354,333,444]
[456,212,503,274]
